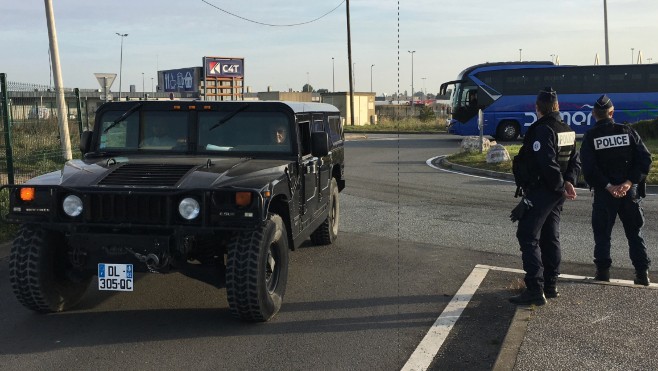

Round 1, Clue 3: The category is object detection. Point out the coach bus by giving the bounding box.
[439,62,658,141]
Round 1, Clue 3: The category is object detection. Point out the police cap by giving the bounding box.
[595,94,613,109]
[537,87,558,103]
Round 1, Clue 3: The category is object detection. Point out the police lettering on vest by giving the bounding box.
[593,134,630,150]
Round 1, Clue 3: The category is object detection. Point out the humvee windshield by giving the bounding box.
[98,110,293,154]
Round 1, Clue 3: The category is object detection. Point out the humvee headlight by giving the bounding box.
[179,197,200,220]
[63,195,83,217]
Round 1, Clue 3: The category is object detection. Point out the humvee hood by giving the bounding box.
[53,156,290,188]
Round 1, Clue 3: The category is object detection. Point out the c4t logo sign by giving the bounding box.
[207,60,243,77]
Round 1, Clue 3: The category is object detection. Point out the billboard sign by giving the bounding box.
[204,57,244,78]
[160,68,199,92]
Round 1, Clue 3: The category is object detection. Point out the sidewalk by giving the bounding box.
[494,278,658,370]
[435,157,658,370]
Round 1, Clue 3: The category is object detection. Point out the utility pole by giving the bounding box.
[346,0,354,126]
[331,57,335,92]
[44,0,72,160]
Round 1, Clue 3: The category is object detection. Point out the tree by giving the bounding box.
[317,88,329,94]
[418,105,436,122]
[302,84,314,93]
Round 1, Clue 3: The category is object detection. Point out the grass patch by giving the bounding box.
[448,136,658,184]
[344,117,447,133]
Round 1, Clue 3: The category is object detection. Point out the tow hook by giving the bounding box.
[125,247,168,272]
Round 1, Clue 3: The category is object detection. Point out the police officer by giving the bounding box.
[510,87,581,306]
[579,95,652,285]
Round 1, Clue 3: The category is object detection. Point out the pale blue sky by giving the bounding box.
[1,1,656,96]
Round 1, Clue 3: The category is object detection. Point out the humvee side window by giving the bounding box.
[298,121,311,156]
[327,115,343,144]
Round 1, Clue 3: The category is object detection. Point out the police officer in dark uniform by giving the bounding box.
[579,94,652,285]
[510,87,581,306]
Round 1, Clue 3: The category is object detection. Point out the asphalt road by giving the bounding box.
[1,133,656,370]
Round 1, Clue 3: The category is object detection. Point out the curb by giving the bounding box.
[492,307,533,371]
[438,157,515,181]
[438,157,658,194]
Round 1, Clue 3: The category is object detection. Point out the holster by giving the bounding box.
[510,197,533,223]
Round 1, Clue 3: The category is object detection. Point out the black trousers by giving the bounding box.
[592,186,650,271]
[516,187,565,291]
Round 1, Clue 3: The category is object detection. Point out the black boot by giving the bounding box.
[509,289,547,306]
[634,270,650,286]
[594,267,610,282]
[543,286,560,299]
[544,276,560,298]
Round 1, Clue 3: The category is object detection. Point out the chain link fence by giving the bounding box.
[1,74,97,185]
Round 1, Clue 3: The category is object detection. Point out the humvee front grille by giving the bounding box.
[86,193,168,224]
[99,164,196,187]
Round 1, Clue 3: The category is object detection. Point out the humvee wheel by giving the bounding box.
[9,225,92,313]
[311,177,340,245]
[226,214,289,322]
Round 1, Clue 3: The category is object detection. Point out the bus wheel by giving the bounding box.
[496,121,520,141]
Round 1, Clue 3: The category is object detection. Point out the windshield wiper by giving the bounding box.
[103,103,143,133]
[209,103,249,131]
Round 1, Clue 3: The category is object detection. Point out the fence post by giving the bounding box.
[1,73,15,184]
[75,88,83,135]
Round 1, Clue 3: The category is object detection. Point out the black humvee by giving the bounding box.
[1,100,345,322]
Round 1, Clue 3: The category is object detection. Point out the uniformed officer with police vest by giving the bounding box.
[510,87,581,306]
[580,94,652,286]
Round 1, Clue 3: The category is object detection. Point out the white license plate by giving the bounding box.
[98,263,134,291]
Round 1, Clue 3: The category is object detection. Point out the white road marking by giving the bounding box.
[425,155,655,196]
[401,266,489,371]
[425,155,513,183]
[402,263,658,371]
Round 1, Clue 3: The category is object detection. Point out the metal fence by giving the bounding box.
[0,73,94,185]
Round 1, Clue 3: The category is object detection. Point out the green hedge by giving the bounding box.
[631,118,658,139]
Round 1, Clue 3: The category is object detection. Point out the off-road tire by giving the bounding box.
[310,177,340,245]
[226,214,289,322]
[9,225,92,313]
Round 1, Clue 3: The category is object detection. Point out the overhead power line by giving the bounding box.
[200,0,345,27]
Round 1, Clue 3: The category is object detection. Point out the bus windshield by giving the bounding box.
[442,62,658,141]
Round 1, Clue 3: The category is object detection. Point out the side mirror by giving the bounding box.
[311,132,329,157]
[80,131,93,155]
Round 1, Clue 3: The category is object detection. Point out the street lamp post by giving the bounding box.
[151,77,154,94]
[604,0,609,65]
[519,48,522,61]
[631,48,635,64]
[116,32,128,100]
[421,77,426,100]
[332,57,335,92]
[141,72,144,99]
[352,63,356,90]
[370,64,374,93]
[408,50,415,108]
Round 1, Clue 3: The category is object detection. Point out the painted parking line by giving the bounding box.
[402,263,658,371]
[401,266,489,371]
